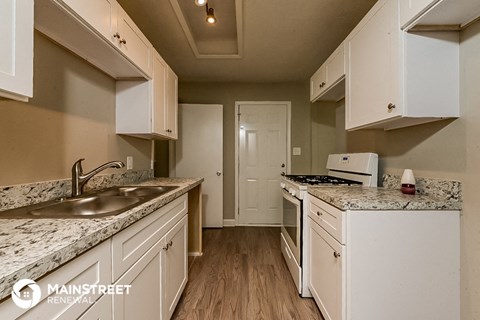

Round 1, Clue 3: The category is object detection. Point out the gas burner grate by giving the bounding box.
[285,175,362,186]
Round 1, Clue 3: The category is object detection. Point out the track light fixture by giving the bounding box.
[194,0,216,24]
[206,4,216,24]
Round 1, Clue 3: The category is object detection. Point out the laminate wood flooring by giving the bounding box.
[172,227,324,320]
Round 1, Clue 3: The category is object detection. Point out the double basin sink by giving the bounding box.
[0,185,178,219]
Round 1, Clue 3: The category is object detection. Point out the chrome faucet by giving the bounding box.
[71,158,125,197]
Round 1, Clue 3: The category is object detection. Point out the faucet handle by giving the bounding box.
[72,158,86,174]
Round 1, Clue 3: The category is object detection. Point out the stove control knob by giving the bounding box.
[280,183,286,189]
[289,189,296,197]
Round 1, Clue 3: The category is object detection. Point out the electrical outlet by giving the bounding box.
[127,156,133,170]
[293,147,301,156]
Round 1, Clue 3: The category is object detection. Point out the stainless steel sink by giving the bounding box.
[0,185,179,219]
[95,186,178,198]
[29,196,141,218]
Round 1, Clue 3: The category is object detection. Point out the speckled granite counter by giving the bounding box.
[0,177,203,301]
[308,185,462,211]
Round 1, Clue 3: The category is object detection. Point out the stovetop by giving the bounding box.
[285,175,362,186]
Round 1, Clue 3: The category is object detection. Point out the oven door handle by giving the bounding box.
[282,188,301,206]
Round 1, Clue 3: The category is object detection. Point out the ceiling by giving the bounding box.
[116,0,377,83]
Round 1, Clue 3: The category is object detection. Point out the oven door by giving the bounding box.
[281,189,301,264]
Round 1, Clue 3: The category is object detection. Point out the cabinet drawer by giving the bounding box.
[280,233,301,292]
[112,194,188,282]
[308,195,345,244]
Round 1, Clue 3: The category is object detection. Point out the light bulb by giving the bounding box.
[206,7,216,24]
[195,0,207,6]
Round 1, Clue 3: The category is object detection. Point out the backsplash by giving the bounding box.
[0,169,153,212]
[382,174,462,202]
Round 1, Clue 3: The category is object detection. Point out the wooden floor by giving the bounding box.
[172,227,324,320]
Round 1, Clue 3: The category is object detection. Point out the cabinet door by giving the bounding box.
[345,0,401,130]
[78,294,112,320]
[0,0,33,101]
[153,52,168,136]
[163,215,188,320]
[309,218,344,320]
[116,5,152,78]
[165,67,178,139]
[399,0,439,28]
[113,240,164,320]
[61,0,117,42]
[326,43,345,89]
[310,65,327,101]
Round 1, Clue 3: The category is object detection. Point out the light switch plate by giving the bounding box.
[293,147,301,156]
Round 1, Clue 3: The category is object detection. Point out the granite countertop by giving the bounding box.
[0,177,203,301]
[308,185,462,211]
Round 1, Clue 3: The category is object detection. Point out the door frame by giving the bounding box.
[234,101,291,226]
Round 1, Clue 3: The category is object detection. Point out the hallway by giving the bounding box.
[172,227,323,320]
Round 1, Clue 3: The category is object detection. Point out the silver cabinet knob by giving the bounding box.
[168,240,173,247]
[387,103,396,110]
[216,171,222,176]
[333,251,341,258]
[113,32,120,39]
[120,38,127,45]
[281,163,285,168]
[319,82,326,88]
[316,211,323,216]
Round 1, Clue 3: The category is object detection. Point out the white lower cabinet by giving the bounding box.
[112,194,188,320]
[78,294,112,320]
[113,214,188,320]
[113,237,164,320]
[0,195,189,320]
[307,194,460,320]
[0,240,112,319]
[163,215,188,320]
[309,218,344,320]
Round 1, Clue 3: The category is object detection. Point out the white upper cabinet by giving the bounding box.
[345,0,459,130]
[165,66,179,139]
[310,42,345,102]
[400,0,480,30]
[61,0,117,41]
[35,0,152,79]
[0,0,33,101]
[115,4,152,76]
[116,51,178,140]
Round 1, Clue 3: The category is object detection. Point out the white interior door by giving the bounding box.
[237,102,288,225]
[172,104,223,228]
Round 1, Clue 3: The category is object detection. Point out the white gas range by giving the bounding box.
[280,153,378,296]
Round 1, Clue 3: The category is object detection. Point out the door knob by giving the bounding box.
[216,171,222,176]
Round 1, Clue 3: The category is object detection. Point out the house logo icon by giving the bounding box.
[11,279,42,309]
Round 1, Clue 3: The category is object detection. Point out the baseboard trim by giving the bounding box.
[188,252,203,257]
[235,224,281,227]
[223,219,236,227]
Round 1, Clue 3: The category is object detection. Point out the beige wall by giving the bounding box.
[0,33,152,186]
[334,21,480,320]
[311,101,338,173]
[176,82,315,220]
